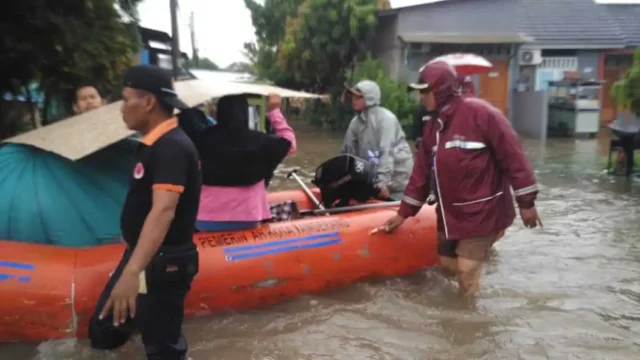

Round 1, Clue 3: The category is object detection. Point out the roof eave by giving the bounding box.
[522,43,627,50]
[376,9,398,17]
[398,32,535,44]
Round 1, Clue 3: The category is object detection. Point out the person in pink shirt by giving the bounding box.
[195,93,297,231]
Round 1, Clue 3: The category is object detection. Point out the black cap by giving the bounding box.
[123,65,189,110]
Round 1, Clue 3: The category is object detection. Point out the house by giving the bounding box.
[137,26,193,80]
[373,0,640,126]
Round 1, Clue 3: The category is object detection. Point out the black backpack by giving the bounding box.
[312,154,378,208]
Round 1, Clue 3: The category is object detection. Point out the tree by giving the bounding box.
[0,0,143,132]
[244,0,402,128]
[612,47,640,118]
[243,0,305,86]
[225,62,253,73]
[278,0,378,92]
[245,0,304,47]
[302,56,416,131]
[185,57,219,70]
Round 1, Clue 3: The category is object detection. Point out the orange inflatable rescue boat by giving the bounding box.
[0,189,437,342]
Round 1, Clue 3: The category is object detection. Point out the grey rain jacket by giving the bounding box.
[342,80,414,199]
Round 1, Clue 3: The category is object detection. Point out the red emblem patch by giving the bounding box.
[133,162,145,179]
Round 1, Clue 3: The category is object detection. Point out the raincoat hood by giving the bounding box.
[352,80,381,107]
[419,61,460,111]
[342,79,414,197]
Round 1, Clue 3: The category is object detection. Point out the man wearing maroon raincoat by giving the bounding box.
[383,61,542,296]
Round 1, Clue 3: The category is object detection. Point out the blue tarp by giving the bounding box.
[0,140,137,247]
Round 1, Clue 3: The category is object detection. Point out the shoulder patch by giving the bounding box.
[133,162,145,179]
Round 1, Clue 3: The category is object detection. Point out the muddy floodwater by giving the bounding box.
[2,121,640,360]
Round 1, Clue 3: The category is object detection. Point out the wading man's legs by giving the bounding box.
[436,233,496,295]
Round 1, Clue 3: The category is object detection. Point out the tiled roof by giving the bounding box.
[391,0,640,47]
[604,4,640,46]
[517,0,626,47]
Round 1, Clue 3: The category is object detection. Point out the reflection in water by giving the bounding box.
[2,121,640,359]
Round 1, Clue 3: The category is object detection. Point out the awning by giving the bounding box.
[398,32,535,44]
[2,79,325,161]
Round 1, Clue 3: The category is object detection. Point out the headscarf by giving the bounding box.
[194,94,291,187]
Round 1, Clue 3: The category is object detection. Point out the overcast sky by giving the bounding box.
[137,0,438,68]
[138,0,639,68]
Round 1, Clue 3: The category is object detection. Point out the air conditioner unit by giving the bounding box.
[519,49,542,65]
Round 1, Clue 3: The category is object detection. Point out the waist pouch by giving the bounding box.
[146,243,199,292]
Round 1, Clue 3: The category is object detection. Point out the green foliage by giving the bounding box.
[243,0,304,86]
[347,56,416,130]
[278,0,378,92]
[225,62,253,73]
[0,0,143,128]
[611,47,640,117]
[611,79,629,110]
[186,57,219,70]
[300,57,416,131]
[245,0,411,129]
[245,0,304,47]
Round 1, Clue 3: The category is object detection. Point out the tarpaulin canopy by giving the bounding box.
[0,79,323,247]
[1,79,325,161]
[0,140,136,247]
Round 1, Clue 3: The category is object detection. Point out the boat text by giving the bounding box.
[197,218,350,249]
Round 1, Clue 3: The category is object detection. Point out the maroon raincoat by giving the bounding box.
[400,61,538,240]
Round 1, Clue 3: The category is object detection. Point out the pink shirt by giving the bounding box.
[197,108,297,222]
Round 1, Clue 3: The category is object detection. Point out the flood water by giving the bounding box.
[2,120,640,359]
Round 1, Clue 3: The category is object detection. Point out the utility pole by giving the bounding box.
[170,0,181,79]
[190,11,199,68]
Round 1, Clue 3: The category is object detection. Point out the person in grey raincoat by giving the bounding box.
[342,80,414,200]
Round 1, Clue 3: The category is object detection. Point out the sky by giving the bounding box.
[138,0,640,68]
[137,0,436,68]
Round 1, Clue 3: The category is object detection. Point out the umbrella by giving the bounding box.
[0,139,136,247]
[426,53,493,76]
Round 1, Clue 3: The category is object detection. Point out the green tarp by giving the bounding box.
[0,140,136,247]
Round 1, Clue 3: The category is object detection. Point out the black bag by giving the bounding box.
[311,154,378,208]
[146,244,199,292]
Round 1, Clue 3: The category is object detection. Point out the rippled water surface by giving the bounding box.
[2,123,640,360]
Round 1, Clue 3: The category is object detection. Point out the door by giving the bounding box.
[478,60,509,116]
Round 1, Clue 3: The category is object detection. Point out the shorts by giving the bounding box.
[437,232,497,261]
[89,247,196,360]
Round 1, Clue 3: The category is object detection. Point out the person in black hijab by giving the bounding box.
[195,94,291,187]
[193,93,296,232]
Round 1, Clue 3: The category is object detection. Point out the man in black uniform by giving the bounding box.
[89,65,201,360]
